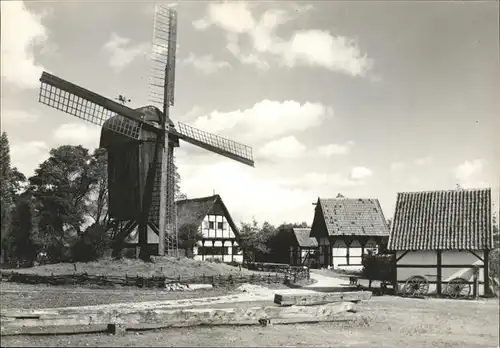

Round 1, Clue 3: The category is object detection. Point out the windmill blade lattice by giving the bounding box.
[149,4,177,109]
[39,72,148,140]
[173,122,254,167]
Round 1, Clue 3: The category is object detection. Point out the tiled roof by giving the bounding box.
[318,198,390,237]
[293,228,318,248]
[388,188,492,251]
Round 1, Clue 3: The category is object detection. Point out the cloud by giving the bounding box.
[414,156,433,166]
[258,136,307,159]
[192,18,211,31]
[193,2,372,76]
[1,110,40,126]
[390,161,406,171]
[192,99,333,143]
[10,140,50,177]
[177,159,371,225]
[349,166,373,180]
[182,53,232,74]
[454,159,488,188]
[226,32,270,71]
[316,141,354,157]
[0,1,50,89]
[102,33,149,71]
[204,1,256,33]
[52,123,101,150]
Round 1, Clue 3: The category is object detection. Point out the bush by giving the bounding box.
[205,257,223,264]
[227,261,241,268]
[362,254,395,282]
[71,223,110,262]
[489,248,500,280]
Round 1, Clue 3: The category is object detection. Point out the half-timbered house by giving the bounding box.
[125,195,243,263]
[388,188,493,296]
[310,197,390,270]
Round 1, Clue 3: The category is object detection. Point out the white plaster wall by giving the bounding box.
[396,251,486,296]
[195,214,239,262]
[397,250,437,265]
[441,250,484,265]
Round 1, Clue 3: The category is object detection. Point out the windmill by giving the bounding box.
[37,5,254,260]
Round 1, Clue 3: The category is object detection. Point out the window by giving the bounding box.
[217,222,223,230]
[209,221,215,229]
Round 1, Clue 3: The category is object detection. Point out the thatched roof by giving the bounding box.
[125,194,239,244]
[176,194,239,236]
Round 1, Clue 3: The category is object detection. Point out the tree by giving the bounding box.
[174,159,187,201]
[177,223,202,257]
[2,195,38,264]
[492,203,499,248]
[87,148,111,229]
[27,145,99,257]
[238,219,277,262]
[71,223,110,262]
[0,133,27,249]
[1,132,13,242]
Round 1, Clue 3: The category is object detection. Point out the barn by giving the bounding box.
[310,197,390,270]
[388,188,493,297]
[125,194,243,263]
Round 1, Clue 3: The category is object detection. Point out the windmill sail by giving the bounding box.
[173,122,254,167]
[39,72,159,140]
[149,5,177,110]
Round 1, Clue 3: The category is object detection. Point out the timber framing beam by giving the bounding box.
[395,251,409,262]
[468,250,484,263]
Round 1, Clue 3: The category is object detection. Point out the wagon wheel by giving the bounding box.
[446,277,471,298]
[403,275,429,297]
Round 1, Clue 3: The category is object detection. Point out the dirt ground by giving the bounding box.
[1,281,498,348]
[5,256,255,278]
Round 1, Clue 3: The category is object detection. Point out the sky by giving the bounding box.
[1,1,499,226]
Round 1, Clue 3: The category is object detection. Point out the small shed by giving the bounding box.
[289,228,319,268]
[388,188,493,296]
[310,197,390,271]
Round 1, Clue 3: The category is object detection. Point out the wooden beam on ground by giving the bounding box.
[0,302,354,335]
[274,291,372,306]
[0,293,272,319]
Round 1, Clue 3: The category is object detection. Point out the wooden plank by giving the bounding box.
[274,291,371,306]
[1,302,353,335]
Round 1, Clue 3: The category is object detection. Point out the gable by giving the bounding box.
[176,194,240,238]
[310,199,329,239]
[388,188,492,251]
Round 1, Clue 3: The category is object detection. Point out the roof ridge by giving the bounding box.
[176,194,220,204]
[397,187,491,195]
[319,197,381,201]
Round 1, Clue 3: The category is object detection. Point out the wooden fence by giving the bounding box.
[0,268,309,289]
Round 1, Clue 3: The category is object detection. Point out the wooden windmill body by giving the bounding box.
[37,6,254,260]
